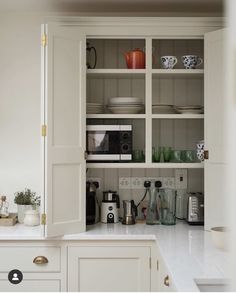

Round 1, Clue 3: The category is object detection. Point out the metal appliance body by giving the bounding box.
[101,191,120,224]
[187,193,204,225]
[122,200,136,225]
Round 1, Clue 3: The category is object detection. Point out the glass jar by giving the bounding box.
[0,196,9,218]
[146,186,161,225]
[160,189,176,225]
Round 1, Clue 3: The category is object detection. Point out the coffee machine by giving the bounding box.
[101,191,120,223]
[86,181,99,225]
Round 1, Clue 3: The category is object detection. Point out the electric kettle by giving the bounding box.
[122,200,137,225]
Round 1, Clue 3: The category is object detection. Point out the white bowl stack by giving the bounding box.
[107,97,144,114]
[87,102,104,114]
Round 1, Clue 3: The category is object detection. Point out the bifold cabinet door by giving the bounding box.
[42,24,86,237]
[204,29,226,230]
[68,246,151,292]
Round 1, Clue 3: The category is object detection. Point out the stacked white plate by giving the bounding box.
[175,105,204,114]
[107,97,144,114]
[152,104,176,114]
[87,102,104,114]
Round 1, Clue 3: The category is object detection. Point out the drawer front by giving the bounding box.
[0,280,61,292]
[0,247,60,272]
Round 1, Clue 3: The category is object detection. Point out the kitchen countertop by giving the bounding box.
[0,221,229,291]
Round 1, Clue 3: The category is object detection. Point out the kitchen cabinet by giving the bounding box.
[158,255,176,292]
[0,280,61,292]
[68,245,151,292]
[40,17,223,238]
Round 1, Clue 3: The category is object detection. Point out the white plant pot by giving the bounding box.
[17,205,32,224]
[24,209,40,226]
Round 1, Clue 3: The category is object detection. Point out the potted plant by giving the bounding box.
[14,188,40,224]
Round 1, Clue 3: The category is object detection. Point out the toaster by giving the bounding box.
[187,193,204,225]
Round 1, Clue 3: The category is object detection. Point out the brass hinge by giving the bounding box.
[204,150,209,160]
[42,125,47,137]
[41,213,46,225]
[41,34,47,47]
[149,257,151,270]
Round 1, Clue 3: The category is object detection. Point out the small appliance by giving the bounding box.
[122,200,137,225]
[187,192,204,225]
[86,181,99,225]
[101,191,120,223]
[86,125,132,162]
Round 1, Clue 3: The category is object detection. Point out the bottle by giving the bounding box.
[160,188,176,225]
[0,196,9,218]
[146,181,161,225]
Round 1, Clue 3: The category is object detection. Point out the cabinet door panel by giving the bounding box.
[0,280,60,292]
[204,29,226,230]
[68,246,150,292]
[43,24,86,237]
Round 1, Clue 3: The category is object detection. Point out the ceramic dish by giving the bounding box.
[109,97,142,105]
[175,109,204,114]
[152,104,176,114]
[107,106,144,114]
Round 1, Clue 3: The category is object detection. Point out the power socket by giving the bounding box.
[175,169,188,189]
[119,177,131,189]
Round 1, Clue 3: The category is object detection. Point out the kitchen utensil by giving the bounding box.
[160,189,176,225]
[161,56,178,69]
[122,200,137,225]
[86,181,99,225]
[123,48,145,69]
[187,192,204,225]
[86,42,97,69]
[181,55,203,69]
[101,191,120,223]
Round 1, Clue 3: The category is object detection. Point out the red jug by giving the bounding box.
[123,48,145,69]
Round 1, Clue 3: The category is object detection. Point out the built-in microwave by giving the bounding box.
[86,125,132,162]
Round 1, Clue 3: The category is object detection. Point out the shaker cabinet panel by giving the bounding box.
[67,246,151,292]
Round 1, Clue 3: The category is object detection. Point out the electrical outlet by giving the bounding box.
[119,177,131,189]
[131,177,146,189]
[87,177,102,189]
[175,169,188,189]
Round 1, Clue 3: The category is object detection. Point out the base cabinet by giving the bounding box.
[68,246,151,292]
[0,279,61,292]
[158,256,176,292]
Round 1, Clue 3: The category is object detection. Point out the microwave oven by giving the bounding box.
[86,125,132,162]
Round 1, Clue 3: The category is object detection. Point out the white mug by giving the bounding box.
[161,56,178,69]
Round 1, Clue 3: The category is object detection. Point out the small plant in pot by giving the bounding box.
[14,188,40,224]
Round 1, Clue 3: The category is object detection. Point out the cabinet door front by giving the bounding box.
[68,246,150,292]
[0,279,60,292]
[43,24,86,237]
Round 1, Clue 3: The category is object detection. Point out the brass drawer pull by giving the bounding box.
[33,256,48,264]
[164,275,170,287]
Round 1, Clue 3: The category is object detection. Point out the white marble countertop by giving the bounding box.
[0,221,229,292]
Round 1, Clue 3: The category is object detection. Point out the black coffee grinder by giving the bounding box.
[86,181,99,225]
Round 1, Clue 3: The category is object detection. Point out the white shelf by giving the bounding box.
[152,69,204,77]
[87,114,146,119]
[87,69,146,78]
[86,162,204,169]
[152,114,204,119]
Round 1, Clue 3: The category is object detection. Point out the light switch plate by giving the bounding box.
[175,169,188,189]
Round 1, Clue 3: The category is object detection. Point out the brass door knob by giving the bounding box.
[33,256,48,264]
[164,275,170,287]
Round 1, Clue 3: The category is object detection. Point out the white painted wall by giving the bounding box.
[0,13,44,210]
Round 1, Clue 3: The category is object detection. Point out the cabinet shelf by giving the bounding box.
[151,114,204,119]
[86,162,204,169]
[152,69,204,77]
[87,114,146,119]
[87,69,146,78]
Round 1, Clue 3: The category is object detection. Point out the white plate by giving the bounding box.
[152,104,175,114]
[175,105,203,109]
[175,109,204,114]
[108,106,144,114]
[109,97,142,105]
[108,104,144,107]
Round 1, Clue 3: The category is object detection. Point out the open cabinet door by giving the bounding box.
[204,29,226,230]
[42,24,86,237]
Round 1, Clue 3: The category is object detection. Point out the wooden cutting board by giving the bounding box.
[0,213,17,226]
